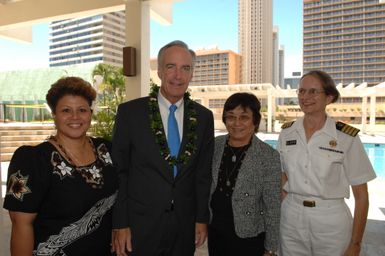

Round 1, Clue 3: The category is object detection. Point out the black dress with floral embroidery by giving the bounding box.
[3,137,118,256]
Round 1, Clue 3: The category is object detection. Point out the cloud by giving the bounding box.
[0,56,48,72]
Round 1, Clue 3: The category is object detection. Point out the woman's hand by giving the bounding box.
[343,241,361,256]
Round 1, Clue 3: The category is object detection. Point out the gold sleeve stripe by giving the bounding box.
[281,121,295,129]
[336,121,360,137]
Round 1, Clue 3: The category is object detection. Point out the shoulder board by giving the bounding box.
[281,121,295,129]
[336,121,360,137]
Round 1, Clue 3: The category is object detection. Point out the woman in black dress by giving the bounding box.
[3,76,118,255]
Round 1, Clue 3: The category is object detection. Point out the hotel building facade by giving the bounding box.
[190,48,241,86]
[49,11,126,67]
[303,0,385,86]
[239,0,273,84]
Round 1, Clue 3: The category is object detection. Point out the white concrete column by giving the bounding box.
[124,0,151,100]
[271,95,276,131]
[267,89,273,133]
[361,96,367,133]
[370,94,376,129]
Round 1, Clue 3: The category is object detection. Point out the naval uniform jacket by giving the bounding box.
[278,116,376,199]
[210,134,281,251]
[111,96,214,255]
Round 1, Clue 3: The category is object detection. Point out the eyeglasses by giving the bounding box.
[225,114,252,123]
[296,88,325,96]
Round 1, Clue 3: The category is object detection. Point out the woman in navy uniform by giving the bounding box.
[278,70,376,256]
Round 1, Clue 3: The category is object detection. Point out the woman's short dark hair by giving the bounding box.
[301,70,340,103]
[222,93,262,131]
[46,76,97,113]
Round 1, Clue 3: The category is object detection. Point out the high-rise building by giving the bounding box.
[190,48,241,86]
[238,0,273,84]
[49,11,126,67]
[303,0,385,86]
[272,27,280,86]
[279,46,285,88]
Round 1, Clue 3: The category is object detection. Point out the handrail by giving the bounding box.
[1,103,50,123]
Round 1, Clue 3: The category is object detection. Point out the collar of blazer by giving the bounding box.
[148,83,198,168]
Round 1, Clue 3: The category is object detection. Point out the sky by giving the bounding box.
[0,0,303,77]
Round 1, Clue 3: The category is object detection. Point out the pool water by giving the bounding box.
[363,143,385,179]
[264,140,385,178]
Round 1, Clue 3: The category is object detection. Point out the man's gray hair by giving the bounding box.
[157,40,196,68]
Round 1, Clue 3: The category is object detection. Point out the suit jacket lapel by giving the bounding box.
[211,135,226,189]
[145,97,174,182]
[175,101,190,178]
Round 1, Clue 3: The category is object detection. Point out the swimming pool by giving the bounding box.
[264,140,385,178]
[363,143,385,178]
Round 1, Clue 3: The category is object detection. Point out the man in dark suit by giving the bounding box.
[111,40,214,256]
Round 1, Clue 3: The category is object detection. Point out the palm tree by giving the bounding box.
[91,63,126,140]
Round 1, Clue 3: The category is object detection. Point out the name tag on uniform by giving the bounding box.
[286,140,297,146]
[319,146,344,154]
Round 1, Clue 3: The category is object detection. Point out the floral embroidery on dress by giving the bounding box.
[50,142,112,189]
[74,142,113,189]
[6,170,32,201]
[89,165,101,179]
[76,164,104,188]
[57,162,73,177]
[51,152,74,179]
[97,143,113,165]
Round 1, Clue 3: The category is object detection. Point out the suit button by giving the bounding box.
[244,192,249,197]
[260,211,264,215]
[245,211,251,215]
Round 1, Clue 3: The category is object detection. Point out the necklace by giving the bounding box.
[224,143,249,187]
[49,136,95,167]
[148,81,198,168]
[228,139,252,163]
[228,146,237,162]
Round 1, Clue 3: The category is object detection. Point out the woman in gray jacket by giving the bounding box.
[208,93,281,256]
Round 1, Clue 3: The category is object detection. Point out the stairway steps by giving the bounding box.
[1,135,51,141]
[0,124,55,130]
[1,140,45,147]
[1,153,13,162]
[0,123,56,162]
[0,130,54,136]
[1,147,19,153]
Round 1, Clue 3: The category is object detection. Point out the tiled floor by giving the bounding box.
[1,160,385,256]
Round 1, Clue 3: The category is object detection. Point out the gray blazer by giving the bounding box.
[210,134,281,251]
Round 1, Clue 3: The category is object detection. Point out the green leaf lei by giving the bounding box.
[148,82,198,168]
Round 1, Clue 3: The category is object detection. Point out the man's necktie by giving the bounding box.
[168,104,180,177]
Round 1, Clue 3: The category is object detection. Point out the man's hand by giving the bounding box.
[111,228,132,256]
[195,223,207,247]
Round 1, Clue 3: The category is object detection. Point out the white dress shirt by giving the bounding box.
[158,91,184,141]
